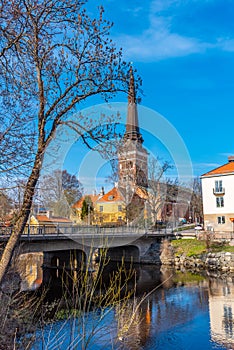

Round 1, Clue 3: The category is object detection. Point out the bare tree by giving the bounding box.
[105,158,119,186]
[38,169,83,217]
[147,157,173,227]
[0,191,13,221]
[190,177,203,223]
[0,1,37,184]
[0,0,26,59]
[0,0,138,283]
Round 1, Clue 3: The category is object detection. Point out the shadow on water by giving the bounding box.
[41,261,163,302]
[18,252,234,350]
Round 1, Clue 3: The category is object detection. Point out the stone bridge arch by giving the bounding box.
[44,249,87,269]
[105,245,140,263]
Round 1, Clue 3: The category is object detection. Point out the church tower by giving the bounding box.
[118,68,148,190]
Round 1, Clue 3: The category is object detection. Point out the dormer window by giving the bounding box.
[108,195,114,200]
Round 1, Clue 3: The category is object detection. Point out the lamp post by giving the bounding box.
[173,202,177,230]
[230,218,234,240]
[88,203,90,226]
[187,200,192,223]
[144,201,148,233]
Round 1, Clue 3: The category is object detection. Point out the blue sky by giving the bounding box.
[47,0,234,192]
[89,0,234,175]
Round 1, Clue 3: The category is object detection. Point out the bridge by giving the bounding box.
[0,224,194,290]
[0,224,195,262]
[0,224,175,260]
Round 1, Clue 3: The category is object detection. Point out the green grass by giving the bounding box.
[172,238,234,257]
[211,244,234,253]
[173,225,195,232]
[172,239,206,257]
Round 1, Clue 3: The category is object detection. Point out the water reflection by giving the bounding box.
[18,252,234,349]
[17,252,43,291]
[116,270,209,350]
[209,277,234,348]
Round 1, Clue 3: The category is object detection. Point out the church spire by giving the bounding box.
[124,67,143,143]
[128,66,136,104]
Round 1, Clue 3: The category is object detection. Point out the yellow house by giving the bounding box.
[70,186,148,226]
[94,187,126,225]
[71,194,100,224]
[28,211,72,234]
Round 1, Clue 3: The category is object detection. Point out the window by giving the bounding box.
[127,161,133,168]
[216,196,224,207]
[99,206,103,212]
[108,195,114,200]
[223,286,231,296]
[223,306,233,336]
[217,216,225,224]
[118,205,122,212]
[215,180,223,193]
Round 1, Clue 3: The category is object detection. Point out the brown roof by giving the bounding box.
[97,187,124,203]
[201,161,234,177]
[36,215,72,223]
[72,194,100,209]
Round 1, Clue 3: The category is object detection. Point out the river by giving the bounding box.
[26,263,234,350]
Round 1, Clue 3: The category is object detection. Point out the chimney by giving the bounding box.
[228,156,234,162]
[46,210,53,218]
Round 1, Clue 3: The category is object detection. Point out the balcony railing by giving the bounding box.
[213,187,225,195]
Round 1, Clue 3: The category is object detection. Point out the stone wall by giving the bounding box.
[171,251,234,273]
[104,237,234,273]
[159,240,234,273]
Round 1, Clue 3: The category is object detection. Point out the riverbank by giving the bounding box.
[160,238,234,274]
[2,237,234,349]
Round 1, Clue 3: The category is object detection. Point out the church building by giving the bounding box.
[72,68,148,225]
[118,67,148,191]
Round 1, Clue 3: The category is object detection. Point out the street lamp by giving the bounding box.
[144,201,148,233]
[187,201,191,223]
[230,218,234,239]
[88,203,91,226]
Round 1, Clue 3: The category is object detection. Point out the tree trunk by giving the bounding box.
[0,151,43,284]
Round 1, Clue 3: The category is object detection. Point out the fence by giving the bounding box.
[0,224,144,237]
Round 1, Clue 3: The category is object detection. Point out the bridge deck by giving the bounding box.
[0,224,178,242]
[0,224,199,246]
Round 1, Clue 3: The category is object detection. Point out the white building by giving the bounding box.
[201,156,234,233]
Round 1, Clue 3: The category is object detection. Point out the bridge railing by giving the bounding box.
[0,224,146,237]
[0,223,177,239]
[0,224,179,237]
[0,225,13,235]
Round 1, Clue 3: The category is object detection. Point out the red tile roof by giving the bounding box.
[72,194,100,209]
[202,161,234,177]
[97,187,124,203]
[36,215,72,223]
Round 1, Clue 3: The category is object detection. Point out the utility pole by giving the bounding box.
[88,203,90,226]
